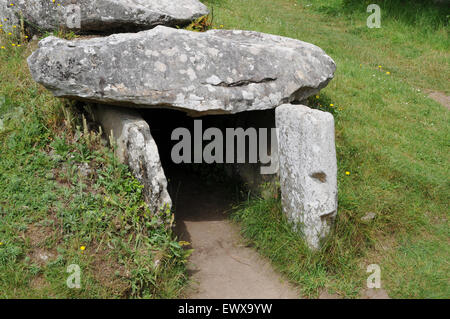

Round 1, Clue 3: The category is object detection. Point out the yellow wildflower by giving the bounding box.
[330,103,334,107]
[179,241,191,246]
[80,246,86,251]
[386,72,390,75]
[345,171,350,176]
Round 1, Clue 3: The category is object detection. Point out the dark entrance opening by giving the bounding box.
[139,108,276,242]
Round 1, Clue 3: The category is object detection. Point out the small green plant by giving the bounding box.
[185,15,214,32]
[307,94,343,116]
[41,28,78,40]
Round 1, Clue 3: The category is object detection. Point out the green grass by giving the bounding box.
[202,0,449,298]
[0,43,189,298]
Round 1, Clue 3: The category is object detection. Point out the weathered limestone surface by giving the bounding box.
[27,26,336,116]
[90,105,172,213]
[275,104,337,249]
[0,0,20,34]
[1,0,208,33]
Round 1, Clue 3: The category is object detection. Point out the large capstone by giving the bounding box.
[276,104,338,250]
[1,0,208,33]
[89,105,172,214]
[27,26,336,116]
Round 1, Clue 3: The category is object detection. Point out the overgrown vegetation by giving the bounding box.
[203,0,449,298]
[0,41,189,298]
[185,15,215,32]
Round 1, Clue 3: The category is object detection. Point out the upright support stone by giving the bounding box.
[276,104,338,250]
[90,105,172,214]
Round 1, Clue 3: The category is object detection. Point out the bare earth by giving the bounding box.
[172,171,299,299]
[427,91,450,110]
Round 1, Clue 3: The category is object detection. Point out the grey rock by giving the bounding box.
[1,0,208,33]
[276,104,337,250]
[361,212,376,222]
[90,105,172,214]
[28,26,336,116]
[77,162,93,177]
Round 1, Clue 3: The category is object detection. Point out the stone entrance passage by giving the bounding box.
[135,108,298,298]
[141,108,278,194]
[28,23,338,249]
[19,0,341,299]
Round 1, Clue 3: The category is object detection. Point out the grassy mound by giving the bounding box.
[0,41,189,298]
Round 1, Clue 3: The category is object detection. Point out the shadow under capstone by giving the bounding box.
[139,108,277,242]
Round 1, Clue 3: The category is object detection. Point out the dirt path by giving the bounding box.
[426,90,450,110]
[171,170,299,299]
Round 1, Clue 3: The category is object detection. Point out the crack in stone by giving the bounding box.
[208,77,277,87]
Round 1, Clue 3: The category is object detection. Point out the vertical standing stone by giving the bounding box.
[90,105,172,215]
[276,104,338,250]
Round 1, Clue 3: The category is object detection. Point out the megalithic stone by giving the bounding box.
[275,104,338,250]
[0,0,209,33]
[27,26,336,116]
[90,105,172,215]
